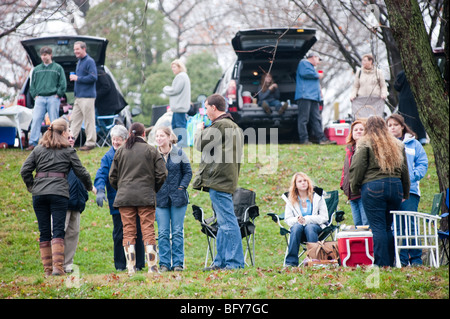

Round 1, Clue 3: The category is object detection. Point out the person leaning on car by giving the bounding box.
[70,41,98,151]
[26,46,67,151]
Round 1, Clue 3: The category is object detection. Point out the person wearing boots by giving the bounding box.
[93,125,146,272]
[20,118,92,276]
[109,122,167,275]
[257,73,288,115]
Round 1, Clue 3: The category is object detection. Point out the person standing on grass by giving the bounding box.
[20,118,92,276]
[93,125,146,272]
[26,46,67,151]
[193,94,245,270]
[62,129,89,273]
[70,41,98,152]
[109,122,167,275]
[340,118,369,226]
[350,116,410,267]
[387,114,428,266]
[163,59,191,148]
[154,126,192,272]
[295,51,336,145]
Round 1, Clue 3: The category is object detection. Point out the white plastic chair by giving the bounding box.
[391,210,441,268]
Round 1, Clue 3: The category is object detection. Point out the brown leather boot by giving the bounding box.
[51,238,65,276]
[39,241,52,277]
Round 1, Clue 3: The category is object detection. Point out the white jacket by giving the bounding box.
[284,188,329,229]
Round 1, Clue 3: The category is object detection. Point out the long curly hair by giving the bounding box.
[358,116,404,174]
[39,118,70,149]
[288,172,314,206]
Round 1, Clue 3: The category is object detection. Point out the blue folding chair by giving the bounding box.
[96,114,119,147]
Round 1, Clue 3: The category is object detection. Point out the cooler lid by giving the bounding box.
[337,230,373,238]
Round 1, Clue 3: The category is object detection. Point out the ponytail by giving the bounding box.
[125,122,145,149]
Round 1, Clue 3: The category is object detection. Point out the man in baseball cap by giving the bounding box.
[305,51,322,61]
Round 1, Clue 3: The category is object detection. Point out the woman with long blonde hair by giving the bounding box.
[284,172,328,267]
[350,116,410,267]
[21,118,92,276]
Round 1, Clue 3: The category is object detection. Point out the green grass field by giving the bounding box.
[0,143,448,300]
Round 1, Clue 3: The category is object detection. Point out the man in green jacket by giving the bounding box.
[26,46,67,151]
[193,94,245,270]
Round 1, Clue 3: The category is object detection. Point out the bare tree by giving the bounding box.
[0,1,83,98]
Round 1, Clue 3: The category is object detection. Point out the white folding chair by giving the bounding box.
[391,210,441,268]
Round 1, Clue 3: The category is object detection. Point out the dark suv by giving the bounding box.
[214,28,317,139]
[16,35,136,143]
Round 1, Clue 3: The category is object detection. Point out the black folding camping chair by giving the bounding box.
[192,188,260,267]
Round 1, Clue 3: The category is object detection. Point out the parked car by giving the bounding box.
[213,27,317,139]
[16,35,138,145]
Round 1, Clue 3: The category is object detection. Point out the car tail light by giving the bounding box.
[228,106,238,112]
[17,94,26,106]
[225,80,237,103]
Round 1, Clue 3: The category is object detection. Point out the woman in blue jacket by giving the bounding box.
[93,125,145,271]
[154,126,192,272]
[387,114,428,266]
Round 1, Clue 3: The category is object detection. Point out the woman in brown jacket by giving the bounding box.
[20,118,92,276]
[109,122,167,275]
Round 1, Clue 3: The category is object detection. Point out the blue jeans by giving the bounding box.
[209,189,245,269]
[362,178,403,267]
[296,99,325,143]
[156,205,187,269]
[29,95,60,146]
[396,193,422,266]
[258,99,282,111]
[285,223,322,266]
[172,112,187,147]
[350,198,369,226]
[33,194,68,241]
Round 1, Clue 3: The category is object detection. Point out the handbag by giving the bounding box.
[306,240,339,261]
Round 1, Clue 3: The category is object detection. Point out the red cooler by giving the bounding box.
[324,123,350,145]
[337,230,374,267]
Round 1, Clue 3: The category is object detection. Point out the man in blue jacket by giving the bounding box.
[295,52,335,145]
[70,41,98,151]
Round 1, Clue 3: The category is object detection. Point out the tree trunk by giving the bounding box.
[384,0,449,192]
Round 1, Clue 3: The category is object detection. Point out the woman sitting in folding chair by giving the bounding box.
[284,172,329,267]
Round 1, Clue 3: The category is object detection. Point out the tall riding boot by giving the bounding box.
[51,238,65,276]
[145,243,159,273]
[39,241,52,277]
[124,242,136,276]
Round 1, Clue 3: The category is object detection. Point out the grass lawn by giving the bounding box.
[0,143,448,303]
